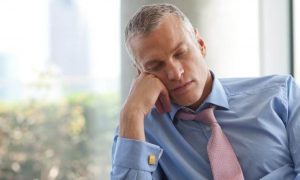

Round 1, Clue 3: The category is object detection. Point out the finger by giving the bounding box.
[129,72,145,92]
[136,68,141,75]
[155,97,164,113]
[133,63,142,75]
[129,78,136,93]
[159,88,172,112]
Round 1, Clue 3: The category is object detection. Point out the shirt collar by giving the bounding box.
[168,72,230,121]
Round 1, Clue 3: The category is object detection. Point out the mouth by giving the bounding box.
[172,80,193,95]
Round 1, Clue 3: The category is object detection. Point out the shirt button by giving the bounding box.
[148,154,156,165]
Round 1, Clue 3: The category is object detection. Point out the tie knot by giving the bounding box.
[176,106,218,126]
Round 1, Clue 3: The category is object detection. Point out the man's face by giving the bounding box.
[128,15,212,108]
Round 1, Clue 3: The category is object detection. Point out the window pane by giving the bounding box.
[294,0,300,83]
[0,0,120,179]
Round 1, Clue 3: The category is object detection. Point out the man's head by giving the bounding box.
[125,3,212,109]
[125,4,194,52]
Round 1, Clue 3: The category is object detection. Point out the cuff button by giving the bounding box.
[148,154,156,165]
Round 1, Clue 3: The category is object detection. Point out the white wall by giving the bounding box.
[196,0,260,78]
[259,0,292,75]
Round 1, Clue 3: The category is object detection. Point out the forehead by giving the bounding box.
[128,15,190,63]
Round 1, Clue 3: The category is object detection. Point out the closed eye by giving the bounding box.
[174,49,187,59]
[174,51,184,58]
[145,62,164,72]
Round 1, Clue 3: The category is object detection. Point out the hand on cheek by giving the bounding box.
[120,71,171,140]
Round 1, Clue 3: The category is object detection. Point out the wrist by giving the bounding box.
[119,106,146,141]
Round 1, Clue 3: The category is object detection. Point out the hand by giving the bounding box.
[127,72,171,115]
[119,72,171,141]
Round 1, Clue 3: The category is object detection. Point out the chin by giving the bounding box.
[173,96,200,107]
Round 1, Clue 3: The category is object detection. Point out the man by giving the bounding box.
[111,3,300,180]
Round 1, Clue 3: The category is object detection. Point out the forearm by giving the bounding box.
[119,105,146,141]
[111,73,169,179]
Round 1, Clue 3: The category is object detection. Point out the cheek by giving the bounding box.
[194,57,207,74]
[189,62,209,88]
[184,61,202,78]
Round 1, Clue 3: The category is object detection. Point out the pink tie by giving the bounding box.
[176,106,244,180]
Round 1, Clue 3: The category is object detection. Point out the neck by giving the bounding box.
[188,71,213,110]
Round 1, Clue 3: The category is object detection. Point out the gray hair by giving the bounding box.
[125,3,194,49]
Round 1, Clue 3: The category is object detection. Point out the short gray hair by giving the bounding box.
[125,3,194,47]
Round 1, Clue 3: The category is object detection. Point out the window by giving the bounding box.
[294,0,300,83]
[0,0,120,179]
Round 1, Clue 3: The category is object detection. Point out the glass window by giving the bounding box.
[294,0,300,83]
[0,0,120,179]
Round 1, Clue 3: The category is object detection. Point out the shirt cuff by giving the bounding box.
[112,136,163,172]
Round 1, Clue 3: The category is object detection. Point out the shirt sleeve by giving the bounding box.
[110,130,164,180]
[286,76,300,179]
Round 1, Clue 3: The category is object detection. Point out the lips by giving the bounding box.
[172,80,193,94]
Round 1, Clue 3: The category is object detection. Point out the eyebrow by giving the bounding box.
[143,41,184,68]
[171,41,184,54]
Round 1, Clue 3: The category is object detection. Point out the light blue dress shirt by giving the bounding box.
[111,74,300,180]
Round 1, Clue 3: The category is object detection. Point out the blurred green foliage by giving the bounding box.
[0,92,119,180]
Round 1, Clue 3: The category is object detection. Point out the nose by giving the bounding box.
[166,61,184,80]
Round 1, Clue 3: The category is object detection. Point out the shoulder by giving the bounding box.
[219,74,293,96]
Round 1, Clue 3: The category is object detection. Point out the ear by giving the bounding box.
[194,28,206,57]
